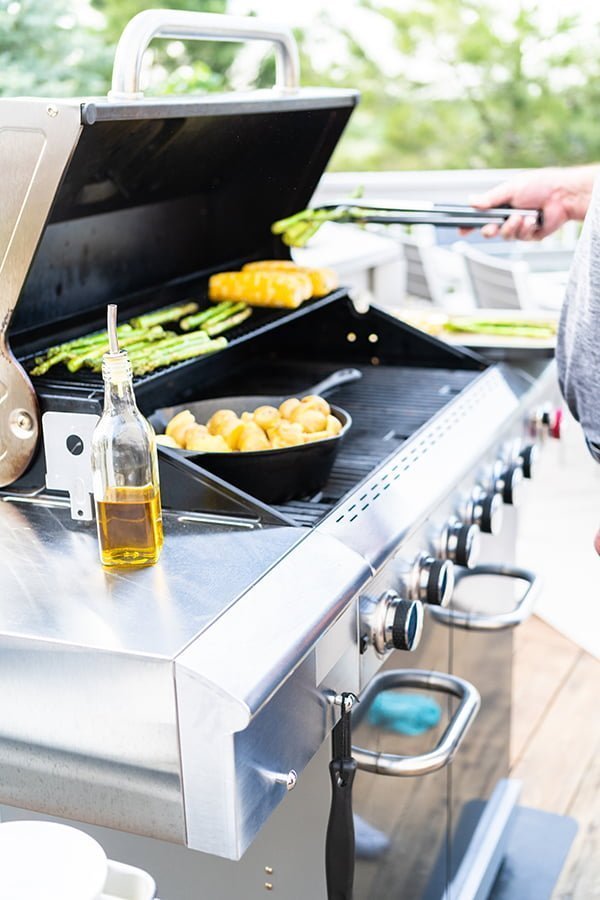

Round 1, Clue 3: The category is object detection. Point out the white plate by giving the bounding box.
[0,821,108,900]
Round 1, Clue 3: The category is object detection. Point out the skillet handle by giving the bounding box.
[306,368,362,398]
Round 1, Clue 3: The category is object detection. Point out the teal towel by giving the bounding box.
[367,691,441,736]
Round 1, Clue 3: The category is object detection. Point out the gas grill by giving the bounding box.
[0,10,562,900]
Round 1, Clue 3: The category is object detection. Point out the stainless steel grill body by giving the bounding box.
[0,11,561,895]
[0,357,554,867]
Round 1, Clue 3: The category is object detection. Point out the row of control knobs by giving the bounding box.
[364,440,541,654]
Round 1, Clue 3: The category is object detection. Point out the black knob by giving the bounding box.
[480,492,503,535]
[391,599,424,651]
[470,488,503,535]
[500,463,524,506]
[520,444,538,479]
[445,522,480,569]
[417,557,454,607]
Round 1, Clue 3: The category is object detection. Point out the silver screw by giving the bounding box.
[46,105,58,118]
[16,412,33,432]
[265,884,273,891]
[286,770,297,791]
[265,867,273,875]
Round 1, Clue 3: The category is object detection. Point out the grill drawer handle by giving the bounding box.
[110,10,300,100]
[352,670,480,777]
[427,564,541,631]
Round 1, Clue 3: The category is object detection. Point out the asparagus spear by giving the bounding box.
[203,307,252,336]
[444,319,556,338]
[34,324,135,365]
[132,336,227,375]
[179,301,238,331]
[66,327,170,372]
[129,301,199,329]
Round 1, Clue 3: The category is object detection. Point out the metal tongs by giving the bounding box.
[272,202,544,246]
[318,202,544,229]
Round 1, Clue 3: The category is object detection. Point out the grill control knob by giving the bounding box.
[497,463,524,506]
[533,406,563,440]
[443,521,480,569]
[365,591,424,655]
[468,487,504,535]
[389,599,424,652]
[520,443,538,480]
[415,556,454,607]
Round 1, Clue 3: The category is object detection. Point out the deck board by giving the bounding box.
[509,616,600,898]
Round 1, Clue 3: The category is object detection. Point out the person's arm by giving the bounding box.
[468,164,600,240]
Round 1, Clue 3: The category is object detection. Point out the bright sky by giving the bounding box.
[228,0,599,27]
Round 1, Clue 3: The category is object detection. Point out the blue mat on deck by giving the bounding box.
[489,806,577,900]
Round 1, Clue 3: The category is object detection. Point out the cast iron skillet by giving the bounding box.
[151,368,361,504]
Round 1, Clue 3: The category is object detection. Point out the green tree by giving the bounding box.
[0,0,109,96]
[90,0,234,95]
[297,0,600,170]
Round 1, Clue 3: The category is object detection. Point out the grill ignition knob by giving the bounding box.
[498,463,524,506]
[520,443,538,480]
[469,488,504,535]
[444,521,480,569]
[416,556,455,607]
[367,591,424,655]
[389,599,424,652]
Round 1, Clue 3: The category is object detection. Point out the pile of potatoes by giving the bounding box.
[157,394,343,453]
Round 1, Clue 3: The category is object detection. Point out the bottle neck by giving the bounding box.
[102,353,137,413]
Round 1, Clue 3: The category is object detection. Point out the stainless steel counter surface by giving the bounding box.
[0,497,305,657]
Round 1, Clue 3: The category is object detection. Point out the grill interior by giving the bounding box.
[219,362,479,526]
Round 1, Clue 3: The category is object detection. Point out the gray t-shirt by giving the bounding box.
[556,175,600,459]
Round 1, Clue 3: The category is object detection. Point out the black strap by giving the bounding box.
[326,694,358,900]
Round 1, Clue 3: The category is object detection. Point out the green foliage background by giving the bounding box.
[1,0,599,171]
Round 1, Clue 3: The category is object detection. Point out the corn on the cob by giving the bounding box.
[242,260,339,297]
[209,270,312,309]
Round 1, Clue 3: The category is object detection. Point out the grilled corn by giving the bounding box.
[243,260,339,297]
[209,270,312,309]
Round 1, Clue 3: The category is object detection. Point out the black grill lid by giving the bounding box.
[12,90,357,336]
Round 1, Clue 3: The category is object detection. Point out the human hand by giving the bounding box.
[463,165,598,241]
[594,529,600,556]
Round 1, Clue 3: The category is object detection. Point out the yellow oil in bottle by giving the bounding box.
[96,484,163,568]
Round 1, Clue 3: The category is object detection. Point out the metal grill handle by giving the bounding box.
[352,670,480,777]
[427,565,541,631]
[109,10,300,100]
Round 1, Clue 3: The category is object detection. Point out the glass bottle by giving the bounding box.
[91,304,163,568]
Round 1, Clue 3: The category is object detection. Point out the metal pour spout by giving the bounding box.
[107,303,120,355]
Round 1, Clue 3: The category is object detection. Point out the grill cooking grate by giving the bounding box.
[18,292,343,392]
[231,363,478,527]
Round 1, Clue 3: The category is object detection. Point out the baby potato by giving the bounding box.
[222,419,244,450]
[166,409,196,445]
[184,423,209,449]
[326,414,342,435]
[279,397,301,420]
[155,434,180,448]
[238,421,270,452]
[290,405,328,434]
[300,394,330,416]
[253,405,280,430]
[267,421,305,448]
[304,429,331,443]
[207,408,238,435]
[186,431,231,453]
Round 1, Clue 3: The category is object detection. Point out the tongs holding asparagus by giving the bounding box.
[272,203,544,247]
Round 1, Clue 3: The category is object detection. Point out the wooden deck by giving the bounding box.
[511,615,600,899]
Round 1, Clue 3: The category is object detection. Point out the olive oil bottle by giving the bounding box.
[91,304,163,568]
